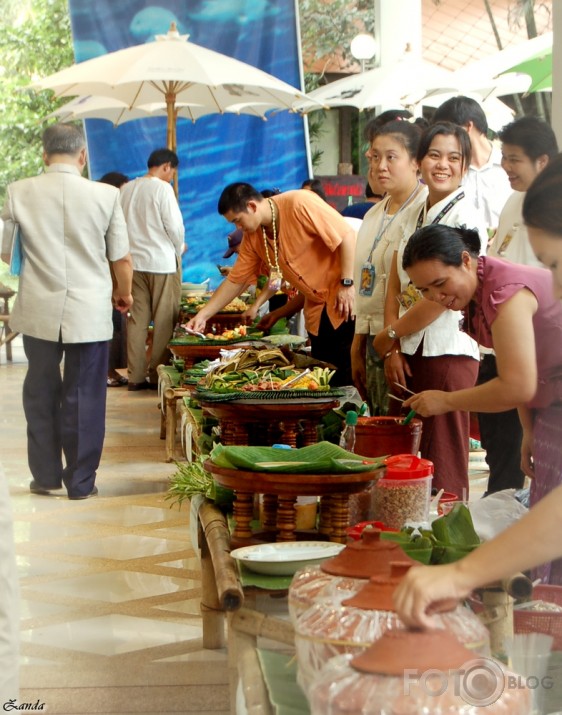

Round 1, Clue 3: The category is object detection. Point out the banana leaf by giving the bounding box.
[380,531,433,565]
[381,504,480,565]
[210,441,385,474]
[431,503,480,547]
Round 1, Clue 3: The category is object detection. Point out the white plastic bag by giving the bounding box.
[469,489,528,541]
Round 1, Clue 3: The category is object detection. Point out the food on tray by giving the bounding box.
[200,347,336,393]
[204,325,248,340]
[220,297,248,312]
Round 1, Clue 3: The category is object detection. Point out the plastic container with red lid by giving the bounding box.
[373,454,434,529]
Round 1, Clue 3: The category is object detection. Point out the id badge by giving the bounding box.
[497,225,517,256]
[359,262,376,296]
[397,282,423,310]
[268,270,283,291]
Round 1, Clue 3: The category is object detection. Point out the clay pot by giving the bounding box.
[342,561,413,611]
[321,527,415,578]
[351,629,475,676]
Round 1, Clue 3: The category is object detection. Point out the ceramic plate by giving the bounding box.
[230,541,345,576]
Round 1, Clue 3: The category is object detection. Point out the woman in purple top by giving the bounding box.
[400,223,562,583]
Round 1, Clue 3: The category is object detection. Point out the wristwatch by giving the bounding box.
[340,278,354,287]
[386,325,398,340]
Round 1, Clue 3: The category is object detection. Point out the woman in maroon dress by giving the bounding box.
[398,222,562,583]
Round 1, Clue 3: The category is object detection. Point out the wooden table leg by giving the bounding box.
[328,493,350,543]
[199,518,226,649]
[279,420,299,448]
[261,494,278,533]
[276,495,297,541]
[232,491,254,541]
[302,420,318,446]
[318,495,332,535]
[164,388,178,462]
[221,420,249,446]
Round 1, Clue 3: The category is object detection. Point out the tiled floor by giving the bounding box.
[0,337,490,715]
[0,338,229,715]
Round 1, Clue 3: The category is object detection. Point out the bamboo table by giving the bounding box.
[157,365,193,462]
[205,460,381,545]
[194,497,295,714]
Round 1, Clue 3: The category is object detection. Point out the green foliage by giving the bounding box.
[298,0,374,172]
[0,0,73,204]
[382,504,481,565]
[298,0,374,77]
[166,456,233,509]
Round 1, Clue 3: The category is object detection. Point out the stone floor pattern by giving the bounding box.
[0,338,229,715]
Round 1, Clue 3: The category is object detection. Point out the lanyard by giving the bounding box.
[367,182,421,263]
[416,191,465,230]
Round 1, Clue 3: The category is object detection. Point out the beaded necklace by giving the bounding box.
[262,198,283,290]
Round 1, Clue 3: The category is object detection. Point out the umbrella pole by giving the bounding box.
[166,91,179,197]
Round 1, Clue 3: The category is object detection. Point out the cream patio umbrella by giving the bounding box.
[33,23,316,152]
[293,58,455,112]
[46,95,276,127]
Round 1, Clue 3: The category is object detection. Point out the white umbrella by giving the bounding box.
[417,32,552,103]
[294,59,454,112]
[33,23,314,151]
[46,95,275,127]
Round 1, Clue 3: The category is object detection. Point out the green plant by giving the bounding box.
[166,456,233,509]
[0,0,73,203]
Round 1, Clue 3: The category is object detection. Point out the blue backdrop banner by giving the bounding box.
[67,0,310,287]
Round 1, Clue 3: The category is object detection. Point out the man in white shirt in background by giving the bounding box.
[120,148,186,390]
[433,95,512,232]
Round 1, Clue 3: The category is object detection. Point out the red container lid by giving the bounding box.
[383,453,433,479]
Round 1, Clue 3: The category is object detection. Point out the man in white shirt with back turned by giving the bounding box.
[120,148,185,390]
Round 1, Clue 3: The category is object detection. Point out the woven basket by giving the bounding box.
[194,388,345,403]
[514,584,562,650]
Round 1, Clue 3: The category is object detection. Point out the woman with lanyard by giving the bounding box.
[374,122,488,499]
[351,120,425,414]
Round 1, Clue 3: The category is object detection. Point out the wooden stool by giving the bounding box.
[0,288,17,362]
[205,460,382,545]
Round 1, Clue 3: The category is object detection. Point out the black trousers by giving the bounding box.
[23,335,109,498]
[308,308,355,387]
[477,354,525,494]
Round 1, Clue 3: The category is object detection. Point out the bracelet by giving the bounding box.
[383,349,401,360]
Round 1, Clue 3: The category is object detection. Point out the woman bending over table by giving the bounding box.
[394,154,562,622]
[396,210,562,586]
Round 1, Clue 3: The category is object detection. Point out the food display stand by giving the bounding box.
[205,460,381,545]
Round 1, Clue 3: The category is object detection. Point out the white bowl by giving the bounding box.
[230,541,345,576]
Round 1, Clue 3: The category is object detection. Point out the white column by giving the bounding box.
[553,2,562,143]
[373,0,423,112]
[374,0,422,66]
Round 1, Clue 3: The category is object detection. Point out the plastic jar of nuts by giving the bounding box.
[373,454,433,529]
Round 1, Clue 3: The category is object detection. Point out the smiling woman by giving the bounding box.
[392,154,562,630]
[373,122,489,500]
[402,222,562,583]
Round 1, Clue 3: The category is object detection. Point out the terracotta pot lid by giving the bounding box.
[351,629,475,676]
[341,562,412,610]
[321,527,416,578]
